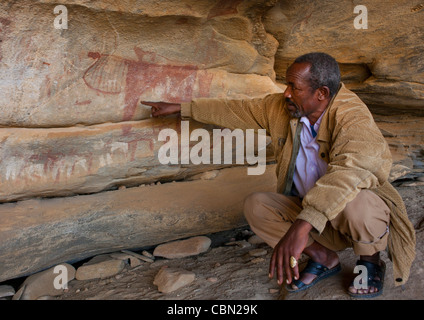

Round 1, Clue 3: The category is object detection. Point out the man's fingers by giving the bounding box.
[141,101,162,117]
[293,261,299,281]
[151,107,164,117]
[141,101,158,108]
[277,250,284,285]
[269,250,276,279]
[286,256,300,284]
[269,250,301,286]
[269,247,284,285]
[145,102,181,117]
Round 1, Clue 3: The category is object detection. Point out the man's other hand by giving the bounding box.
[269,219,313,285]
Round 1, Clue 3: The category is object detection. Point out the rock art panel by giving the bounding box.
[0,0,282,201]
[0,0,279,127]
[82,47,215,121]
[0,119,221,202]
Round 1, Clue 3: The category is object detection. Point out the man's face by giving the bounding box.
[283,62,319,119]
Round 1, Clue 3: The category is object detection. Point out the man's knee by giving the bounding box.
[343,191,389,224]
[243,192,270,220]
[332,190,390,242]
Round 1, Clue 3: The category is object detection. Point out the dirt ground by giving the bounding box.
[52,184,424,301]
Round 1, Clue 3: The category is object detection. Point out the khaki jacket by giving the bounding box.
[181,83,416,286]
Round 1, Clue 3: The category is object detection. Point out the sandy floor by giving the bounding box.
[55,185,424,301]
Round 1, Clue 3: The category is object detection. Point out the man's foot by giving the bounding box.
[348,253,385,298]
[287,260,341,292]
[289,241,339,290]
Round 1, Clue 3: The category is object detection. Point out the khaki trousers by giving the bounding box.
[244,191,390,256]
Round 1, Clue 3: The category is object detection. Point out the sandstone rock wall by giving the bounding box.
[0,0,279,127]
[1,0,422,202]
[264,0,424,115]
[0,165,277,282]
[0,0,281,202]
[0,0,423,282]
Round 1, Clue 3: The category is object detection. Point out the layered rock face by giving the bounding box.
[0,0,279,128]
[264,0,424,115]
[0,0,422,282]
[0,0,281,202]
[0,0,282,281]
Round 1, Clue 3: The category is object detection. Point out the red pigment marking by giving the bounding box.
[123,47,198,121]
[0,18,11,61]
[116,121,183,161]
[83,48,214,122]
[83,52,126,94]
[0,18,11,27]
[207,0,243,20]
[88,51,101,59]
[119,122,162,160]
[75,100,92,106]
[28,150,63,174]
[121,123,132,136]
[44,75,51,98]
[290,12,313,34]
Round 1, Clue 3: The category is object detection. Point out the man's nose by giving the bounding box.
[283,86,291,99]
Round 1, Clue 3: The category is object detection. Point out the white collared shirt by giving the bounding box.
[293,113,328,198]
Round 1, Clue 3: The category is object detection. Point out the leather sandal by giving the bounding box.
[348,259,386,299]
[286,259,341,293]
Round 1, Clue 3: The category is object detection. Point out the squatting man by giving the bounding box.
[143,52,416,298]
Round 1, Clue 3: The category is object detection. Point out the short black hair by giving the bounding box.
[294,52,341,97]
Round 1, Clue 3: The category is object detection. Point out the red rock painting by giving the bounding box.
[83,48,214,121]
[0,18,11,62]
[84,54,127,94]
[2,121,178,187]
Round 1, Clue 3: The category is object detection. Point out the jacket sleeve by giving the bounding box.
[181,94,284,134]
[297,105,393,234]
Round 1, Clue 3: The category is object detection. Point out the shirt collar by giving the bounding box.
[300,109,326,130]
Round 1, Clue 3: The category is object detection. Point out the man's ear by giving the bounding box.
[317,86,331,101]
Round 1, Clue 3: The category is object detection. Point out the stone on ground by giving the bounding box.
[0,285,15,299]
[75,255,125,281]
[13,263,75,300]
[153,236,212,259]
[153,267,196,293]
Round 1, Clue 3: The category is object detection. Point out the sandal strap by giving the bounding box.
[302,260,331,276]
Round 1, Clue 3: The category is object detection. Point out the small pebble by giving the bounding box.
[248,248,267,257]
[250,257,265,264]
[142,250,154,259]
